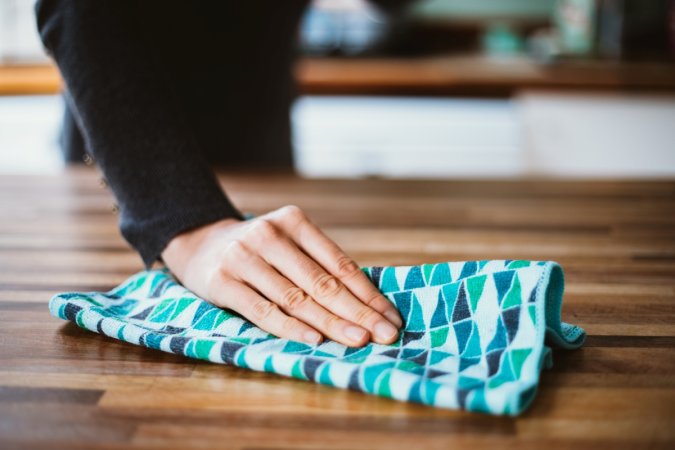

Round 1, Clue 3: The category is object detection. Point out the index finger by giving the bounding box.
[269,206,403,328]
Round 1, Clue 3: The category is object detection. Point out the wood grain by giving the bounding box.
[4,55,675,96]
[0,167,674,449]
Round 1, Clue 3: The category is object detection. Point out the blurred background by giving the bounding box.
[1,0,674,177]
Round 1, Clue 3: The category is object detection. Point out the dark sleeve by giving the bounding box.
[34,0,246,268]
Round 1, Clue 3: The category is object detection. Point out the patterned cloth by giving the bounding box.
[49,259,585,416]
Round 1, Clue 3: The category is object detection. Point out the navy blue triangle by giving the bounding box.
[402,331,425,346]
[502,306,521,343]
[220,341,245,364]
[379,348,400,359]
[409,350,429,366]
[370,266,384,288]
[303,357,324,380]
[130,305,154,321]
[486,349,505,376]
[426,368,447,379]
[347,369,361,391]
[452,283,471,322]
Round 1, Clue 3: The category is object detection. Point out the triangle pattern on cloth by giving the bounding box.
[49,259,585,416]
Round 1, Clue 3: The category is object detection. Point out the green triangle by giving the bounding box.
[376,371,392,397]
[467,275,487,313]
[148,298,174,322]
[502,274,522,309]
[313,350,335,358]
[510,348,532,378]
[430,327,449,348]
[508,260,531,269]
[528,304,537,326]
[169,297,195,320]
[231,337,252,345]
[291,359,307,379]
[422,263,435,284]
[193,340,215,360]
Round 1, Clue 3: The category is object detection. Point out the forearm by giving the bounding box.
[36,0,245,267]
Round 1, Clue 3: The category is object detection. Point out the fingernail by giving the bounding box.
[384,310,403,328]
[375,321,398,342]
[345,325,367,343]
[303,330,322,345]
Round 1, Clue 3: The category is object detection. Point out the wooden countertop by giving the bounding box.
[1,168,674,449]
[3,55,675,96]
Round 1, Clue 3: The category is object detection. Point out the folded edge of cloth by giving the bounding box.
[49,259,585,416]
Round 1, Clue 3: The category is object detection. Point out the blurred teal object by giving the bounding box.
[554,0,596,55]
[483,23,523,55]
[410,0,555,21]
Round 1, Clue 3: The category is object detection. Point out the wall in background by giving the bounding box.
[3,93,673,178]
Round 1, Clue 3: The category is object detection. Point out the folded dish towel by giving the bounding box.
[49,259,585,416]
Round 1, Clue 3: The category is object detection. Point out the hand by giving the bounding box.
[161,205,403,347]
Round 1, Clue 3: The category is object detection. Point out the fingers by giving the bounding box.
[209,273,323,346]
[242,218,400,345]
[268,205,403,328]
[231,244,371,347]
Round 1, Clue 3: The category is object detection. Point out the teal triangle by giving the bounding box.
[488,351,516,388]
[442,283,459,319]
[459,261,477,280]
[363,362,396,393]
[486,316,508,352]
[469,388,490,413]
[282,341,312,354]
[429,289,448,328]
[404,266,425,290]
[462,322,482,358]
[380,267,399,293]
[430,263,452,286]
[406,293,426,331]
[493,270,515,306]
[429,349,453,365]
[453,320,472,354]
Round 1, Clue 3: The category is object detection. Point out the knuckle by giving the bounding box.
[312,273,342,299]
[335,255,361,279]
[224,239,250,261]
[322,313,341,331]
[281,204,305,220]
[248,219,279,242]
[206,268,228,300]
[363,291,385,307]
[353,306,378,326]
[251,300,277,322]
[281,286,310,310]
[280,316,299,333]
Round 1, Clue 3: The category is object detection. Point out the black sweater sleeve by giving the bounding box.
[35,0,247,268]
